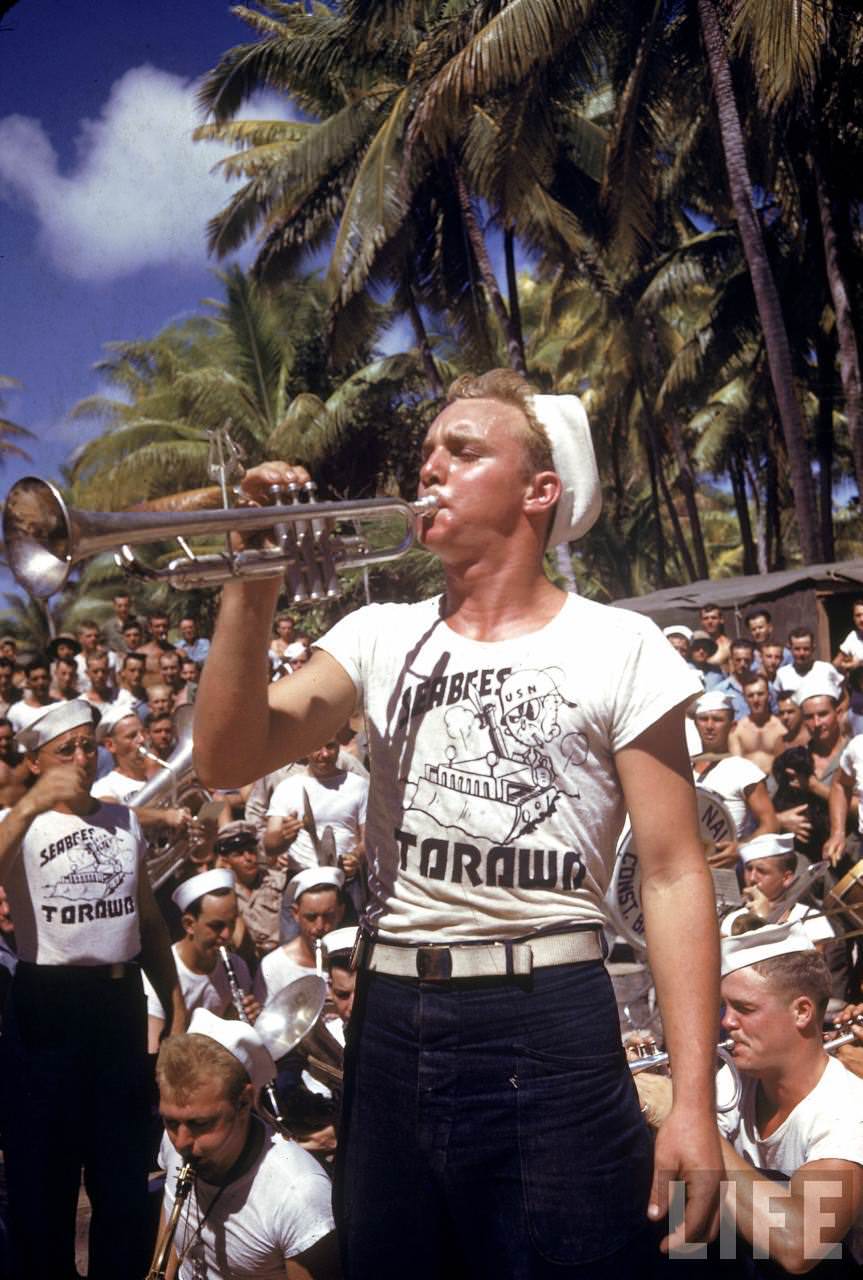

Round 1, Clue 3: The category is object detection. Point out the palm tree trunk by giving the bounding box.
[452,165,527,376]
[645,436,667,588]
[697,0,821,563]
[504,227,527,374]
[631,353,697,581]
[669,418,709,578]
[404,279,444,400]
[812,157,863,502]
[765,438,783,570]
[814,327,835,562]
[729,449,757,574]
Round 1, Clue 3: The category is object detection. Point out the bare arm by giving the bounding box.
[824,768,854,866]
[720,1140,863,1273]
[138,864,185,1036]
[745,780,780,835]
[728,724,744,757]
[0,765,89,880]
[616,703,722,1252]
[285,1230,342,1280]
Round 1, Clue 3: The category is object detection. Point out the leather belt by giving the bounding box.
[357,929,603,981]
[17,960,136,981]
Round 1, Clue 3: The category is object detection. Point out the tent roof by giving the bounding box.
[612,560,863,619]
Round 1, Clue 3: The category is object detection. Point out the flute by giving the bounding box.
[218,945,286,1127]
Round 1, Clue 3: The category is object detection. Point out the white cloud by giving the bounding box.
[0,66,293,281]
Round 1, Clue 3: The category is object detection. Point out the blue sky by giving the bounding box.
[0,0,290,493]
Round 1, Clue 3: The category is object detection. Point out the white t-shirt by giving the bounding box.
[315,593,701,942]
[839,630,863,662]
[3,803,144,964]
[838,735,863,833]
[696,758,766,840]
[719,900,835,943]
[159,1121,334,1278]
[267,770,368,872]
[718,1056,863,1261]
[142,943,262,1020]
[774,660,843,697]
[91,769,147,803]
[258,948,318,1005]
[7,699,55,734]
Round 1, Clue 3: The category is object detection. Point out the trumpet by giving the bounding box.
[629,1039,742,1114]
[2,474,439,603]
[145,1161,194,1280]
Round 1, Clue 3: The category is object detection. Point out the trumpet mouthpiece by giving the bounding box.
[412,495,440,515]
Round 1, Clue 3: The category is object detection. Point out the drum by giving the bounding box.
[826,858,863,933]
[605,788,736,948]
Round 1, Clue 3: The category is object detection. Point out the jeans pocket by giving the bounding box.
[517,1048,653,1265]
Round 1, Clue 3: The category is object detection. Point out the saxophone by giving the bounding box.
[146,1161,195,1279]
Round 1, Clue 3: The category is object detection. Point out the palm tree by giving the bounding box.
[0,376,34,467]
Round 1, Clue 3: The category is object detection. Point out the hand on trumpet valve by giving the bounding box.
[239,461,312,505]
[828,1003,863,1044]
[162,806,193,834]
[623,1031,658,1062]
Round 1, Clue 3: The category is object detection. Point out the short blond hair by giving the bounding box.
[156,1033,249,1106]
[447,370,553,476]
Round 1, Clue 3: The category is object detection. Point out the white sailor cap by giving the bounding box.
[290,865,345,902]
[530,394,601,546]
[720,921,814,978]
[663,624,693,641]
[172,868,235,913]
[793,669,844,707]
[95,701,142,742]
[284,641,306,661]
[322,926,358,960]
[739,833,796,865]
[14,699,98,753]
[187,1008,275,1089]
[693,691,734,715]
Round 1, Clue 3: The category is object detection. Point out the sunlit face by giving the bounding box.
[308,740,340,778]
[184,890,238,959]
[695,709,732,752]
[86,655,111,691]
[33,724,98,788]
[747,613,772,645]
[113,595,131,622]
[149,615,169,642]
[776,698,802,734]
[418,399,553,557]
[790,634,814,669]
[121,656,145,690]
[106,714,147,766]
[179,619,197,642]
[760,644,783,679]
[720,968,805,1075]
[292,888,344,948]
[27,667,51,699]
[147,686,172,717]
[743,855,793,902]
[159,653,181,684]
[276,617,294,641]
[330,965,356,1025]
[54,659,78,694]
[123,625,143,650]
[730,646,754,679]
[79,626,100,652]
[743,678,769,718]
[700,608,722,637]
[666,632,689,657]
[801,695,839,747]
[224,843,259,888]
[160,1076,253,1182]
[148,718,175,755]
[180,659,198,684]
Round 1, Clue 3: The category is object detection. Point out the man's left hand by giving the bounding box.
[649,1106,722,1253]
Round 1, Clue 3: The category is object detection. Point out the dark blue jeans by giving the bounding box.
[336,959,660,1279]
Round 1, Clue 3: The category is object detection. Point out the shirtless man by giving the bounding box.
[700,603,732,672]
[729,673,786,773]
[0,718,29,808]
[776,690,809,749]
[138,610,174,688]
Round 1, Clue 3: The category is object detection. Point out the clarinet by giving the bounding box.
[218,945,286,1127]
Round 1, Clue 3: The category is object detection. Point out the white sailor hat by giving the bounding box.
[187,1008,275,1089]
[720,921,814,978]
[693,691,734,715]
[322,926,358,960]
[14,698,98,753]
[739,833,796,866]
[290,865,345,902]
[663,624,693,641]
[172,867,235,913]
[793,669,844,707]
[95,701,141,742]
[284,641,306,661]
[530,394,601,546]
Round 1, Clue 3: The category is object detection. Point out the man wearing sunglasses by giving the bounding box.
[0,698,184,1279]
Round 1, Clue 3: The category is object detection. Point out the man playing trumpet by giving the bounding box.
[193,370,723,1276]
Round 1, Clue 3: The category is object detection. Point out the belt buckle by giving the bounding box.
[416,946,452,980]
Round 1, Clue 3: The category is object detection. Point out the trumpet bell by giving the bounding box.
[255,975,328,1061]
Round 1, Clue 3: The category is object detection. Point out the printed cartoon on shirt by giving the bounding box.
[404,666,588,844]
[40,826,128,902]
